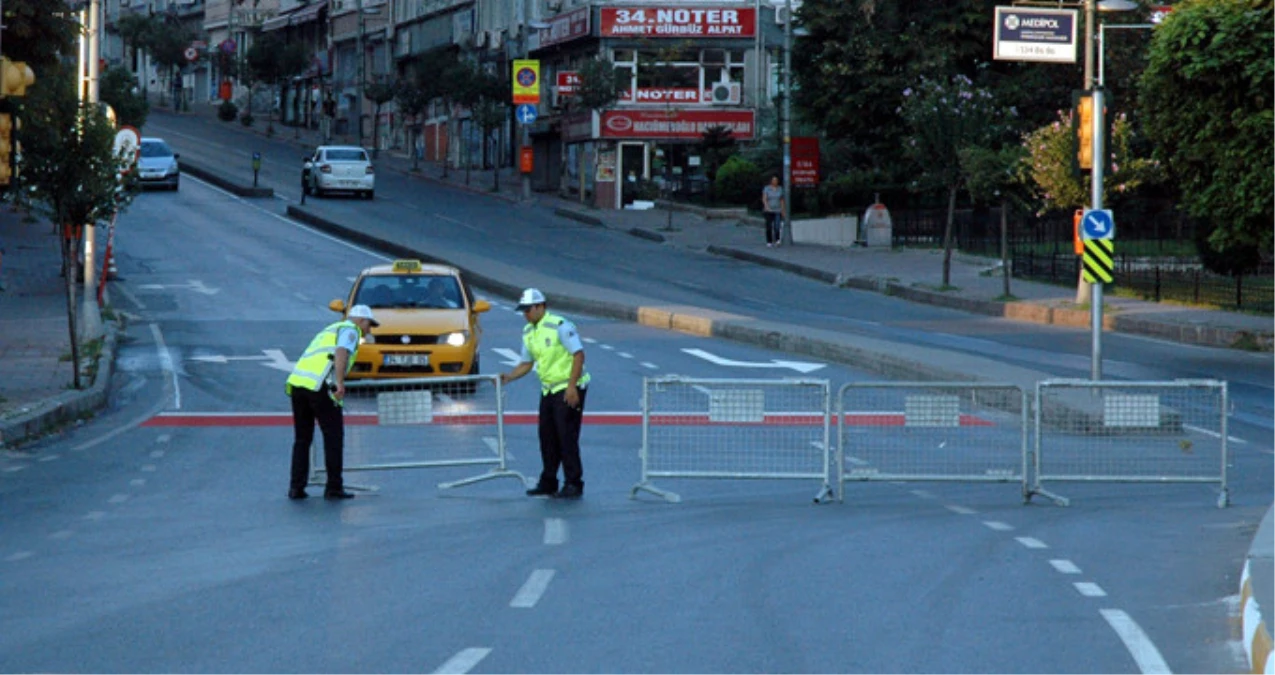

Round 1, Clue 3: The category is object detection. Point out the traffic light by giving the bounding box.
[0,114,13,186]
[0,58,34,98]
[1075,93,1094,170]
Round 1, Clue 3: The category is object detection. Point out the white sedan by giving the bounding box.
[302,145,374,199]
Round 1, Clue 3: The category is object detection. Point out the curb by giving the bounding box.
[384,162,523,205]
[1241,505,1275,674]
[553,207,605,227]
[179,161,274,198]
[0,319,120,449]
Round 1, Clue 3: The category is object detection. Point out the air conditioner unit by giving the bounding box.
[774,5,789,24]
[710,82,741,105]
[473,30,487,47]
[545,0,563,13]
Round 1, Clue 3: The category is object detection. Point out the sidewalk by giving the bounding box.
[169,101,1273,352]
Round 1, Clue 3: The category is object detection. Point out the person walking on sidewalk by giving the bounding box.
[500,288,591,500]
[285,304,379,500]
[761,176,785,247]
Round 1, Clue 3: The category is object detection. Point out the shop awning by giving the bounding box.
[261,1,326,32]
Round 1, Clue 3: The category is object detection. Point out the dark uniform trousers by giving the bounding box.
[289,386,345,492]
[537,387,588,490]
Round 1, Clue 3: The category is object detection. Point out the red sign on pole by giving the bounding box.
[600,109,755,140]
[557,71,581,97]
[600,7,756,38]
[791,137,819,187]
[520,147,534,174]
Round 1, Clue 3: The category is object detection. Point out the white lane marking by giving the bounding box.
[150,450,165,459]
[1075,582,1107,597]
[1050,559,1082,574]
[583,337,598,344]
[5,551,34,562]
[114,282,149,311]
[1100,609,1172,674]
[432,647,492,675]
[1016,536,1048,549]
[983,521,1014,531]
[946,505,977,515]
[49,530,74,540]
[141,464,157,472]
[618,352,633,358]
[640,362,658,369]
[150,323,181,410]
[433,213,481,232]
[482,436,511,459]
[156,435,171,444]
[294,292,309,302]
[38,455,60,462]
[85,511,106,521]
[346,277,357,283]
[130,478,146,487]
[510,569,555,608]
[544,518,568,545]
[600,344,615,351]
[493,347,522,367]
[108,494,130,504]
[3,465,26,473]
[911,489,935,499]
[1183,423,1247,445]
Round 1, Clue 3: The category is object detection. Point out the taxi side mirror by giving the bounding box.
[328,299,347,313]
[473,299,491,313]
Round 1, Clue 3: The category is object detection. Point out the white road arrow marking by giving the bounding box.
[137,280,221,295]
[681,348,825,373]
[493,347,522,367]
[261,349,294,373]
[187,350,295,373]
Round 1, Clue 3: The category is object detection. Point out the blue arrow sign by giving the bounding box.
[1081,209,1115,240]
[516,104,538,125]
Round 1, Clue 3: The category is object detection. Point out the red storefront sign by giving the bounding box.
[600,109,755,140]
[557,71,581,96]
[791,137,820,187]
[539,7,592,48]
[624,87,704,104]
[600,7,757,38]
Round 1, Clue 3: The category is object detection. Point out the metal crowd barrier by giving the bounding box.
[308,374,528,492]
[836,382,1030,502]
[1030,379,1230,508]
[631,376,834,503]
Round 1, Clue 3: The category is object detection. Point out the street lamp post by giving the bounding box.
[356,0,365,149]
[780,0,792,246]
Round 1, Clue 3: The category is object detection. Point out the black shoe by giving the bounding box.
[555,484,583,500]
[526,484,558,497]
[288,489,308,500]
[324,489,355,500]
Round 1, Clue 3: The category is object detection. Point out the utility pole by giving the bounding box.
[780,0,793,246]
[356,0,365,148]
[80,0,104,343]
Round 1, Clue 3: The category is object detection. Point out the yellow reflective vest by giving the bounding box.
[523,312,590,395]
[285,320,361,395]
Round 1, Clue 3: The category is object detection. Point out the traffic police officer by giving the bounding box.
[286,304,378,500]
[500,288,590,499]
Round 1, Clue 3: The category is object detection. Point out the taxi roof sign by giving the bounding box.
[392,259,423,272]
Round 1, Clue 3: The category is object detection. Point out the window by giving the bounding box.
[325,149,369,162]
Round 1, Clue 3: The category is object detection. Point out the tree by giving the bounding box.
[899,74,1016,287]
[0,0,79,72]
[1139,0,1273,275]
[568,57,625,202]
[469,69,508,192]
[114,13,159,78]
[21,62,137,390]
[364,78,397,158]
[99,65,150,129]
[147,17,196,109]
[698,125,735,185]
[961,145,1032,299]
[394,75,433,171]
[246,35,309,134]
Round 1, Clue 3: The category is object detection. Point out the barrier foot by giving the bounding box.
[813,484,835,504]
[308,469,379,493]
[1217,489,1230,509]
[1029,486,1070,507]
[438,469,530,491]
[630,481,681,503]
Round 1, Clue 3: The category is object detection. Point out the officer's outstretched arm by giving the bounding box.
[501,361,533,385]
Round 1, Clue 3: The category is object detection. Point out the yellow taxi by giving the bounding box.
[329,259,490,379]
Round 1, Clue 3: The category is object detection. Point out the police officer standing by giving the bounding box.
[501,289,590,499]
[286,304,379,500]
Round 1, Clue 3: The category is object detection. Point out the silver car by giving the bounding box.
[137,137,180,191]
[302,145,374,199]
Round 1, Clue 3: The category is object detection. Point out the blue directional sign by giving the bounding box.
[1081,209,1115,240]
[515,104,538,125]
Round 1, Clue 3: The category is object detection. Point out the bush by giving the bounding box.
[239,112,254,127]
[712,155,763,207]
[218,100,238,122]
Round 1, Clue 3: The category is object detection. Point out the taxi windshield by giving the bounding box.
[355,274,463,309]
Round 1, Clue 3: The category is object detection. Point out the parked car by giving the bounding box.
[328,259,490,379]
[137,137,180,191]
[302,145,374,199]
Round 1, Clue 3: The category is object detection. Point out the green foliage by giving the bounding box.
[218,100,238,122]
[960,144,1031,210]
[20,62,135,231]
[364,79,397,107]
[99,66,149,129]
[698,125,736,182]
[1139,0,1273,273]
[712,155,763,206]
[899,74,1016,191]
[574,57,625,113]
[114,13,160,68]
[246,35,308,89]
[0,0,78,72]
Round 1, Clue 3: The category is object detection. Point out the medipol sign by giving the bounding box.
[993,6,1078,64]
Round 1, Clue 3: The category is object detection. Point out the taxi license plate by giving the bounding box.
[384,354,429,366]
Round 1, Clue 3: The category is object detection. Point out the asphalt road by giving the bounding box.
[0,129,1266,673]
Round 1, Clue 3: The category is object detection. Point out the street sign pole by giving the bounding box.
[1090,86,1104,381]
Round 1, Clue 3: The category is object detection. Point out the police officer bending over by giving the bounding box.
[501,288,590,499]
[285,304,379,500]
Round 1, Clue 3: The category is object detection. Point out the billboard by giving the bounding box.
[600,109,755,140]
[993,6,1078,63]
[600,7,756,38]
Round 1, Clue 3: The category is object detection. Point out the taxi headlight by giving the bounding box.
[360,334,374,345]
[442,331,468,347]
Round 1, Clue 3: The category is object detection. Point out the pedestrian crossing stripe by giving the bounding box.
[1083,238,1115,284]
